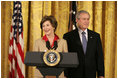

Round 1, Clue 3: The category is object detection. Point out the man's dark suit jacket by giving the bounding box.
[63,28,104,78]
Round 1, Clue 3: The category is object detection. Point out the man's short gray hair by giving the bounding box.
[76,10,90,19]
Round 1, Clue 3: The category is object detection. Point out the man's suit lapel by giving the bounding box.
[74,29,82,46]
[74,29,84,55]
[86,29,93,55]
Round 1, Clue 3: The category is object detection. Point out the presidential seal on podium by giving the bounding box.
[43,50,60,66]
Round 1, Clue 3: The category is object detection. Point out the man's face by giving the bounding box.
[76,13,90,31]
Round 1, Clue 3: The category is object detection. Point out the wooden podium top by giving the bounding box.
[45,76,56,78]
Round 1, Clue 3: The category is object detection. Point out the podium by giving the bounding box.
[24,52,79,78]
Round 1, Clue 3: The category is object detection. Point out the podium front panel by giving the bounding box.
[24,52,79,68]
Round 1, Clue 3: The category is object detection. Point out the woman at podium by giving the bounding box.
[33,15,68,78]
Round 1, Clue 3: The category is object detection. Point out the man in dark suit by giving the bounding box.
[63,10,104,78]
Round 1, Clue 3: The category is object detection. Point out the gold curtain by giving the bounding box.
[1,1,117,78]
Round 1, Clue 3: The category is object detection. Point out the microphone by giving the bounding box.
[46,41,51,50]
[46,41,58,50]
[53,41,58,50]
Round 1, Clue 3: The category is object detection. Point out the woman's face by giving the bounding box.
[42,20,55,36]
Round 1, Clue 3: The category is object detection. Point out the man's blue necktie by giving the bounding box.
[82,31,87,54]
